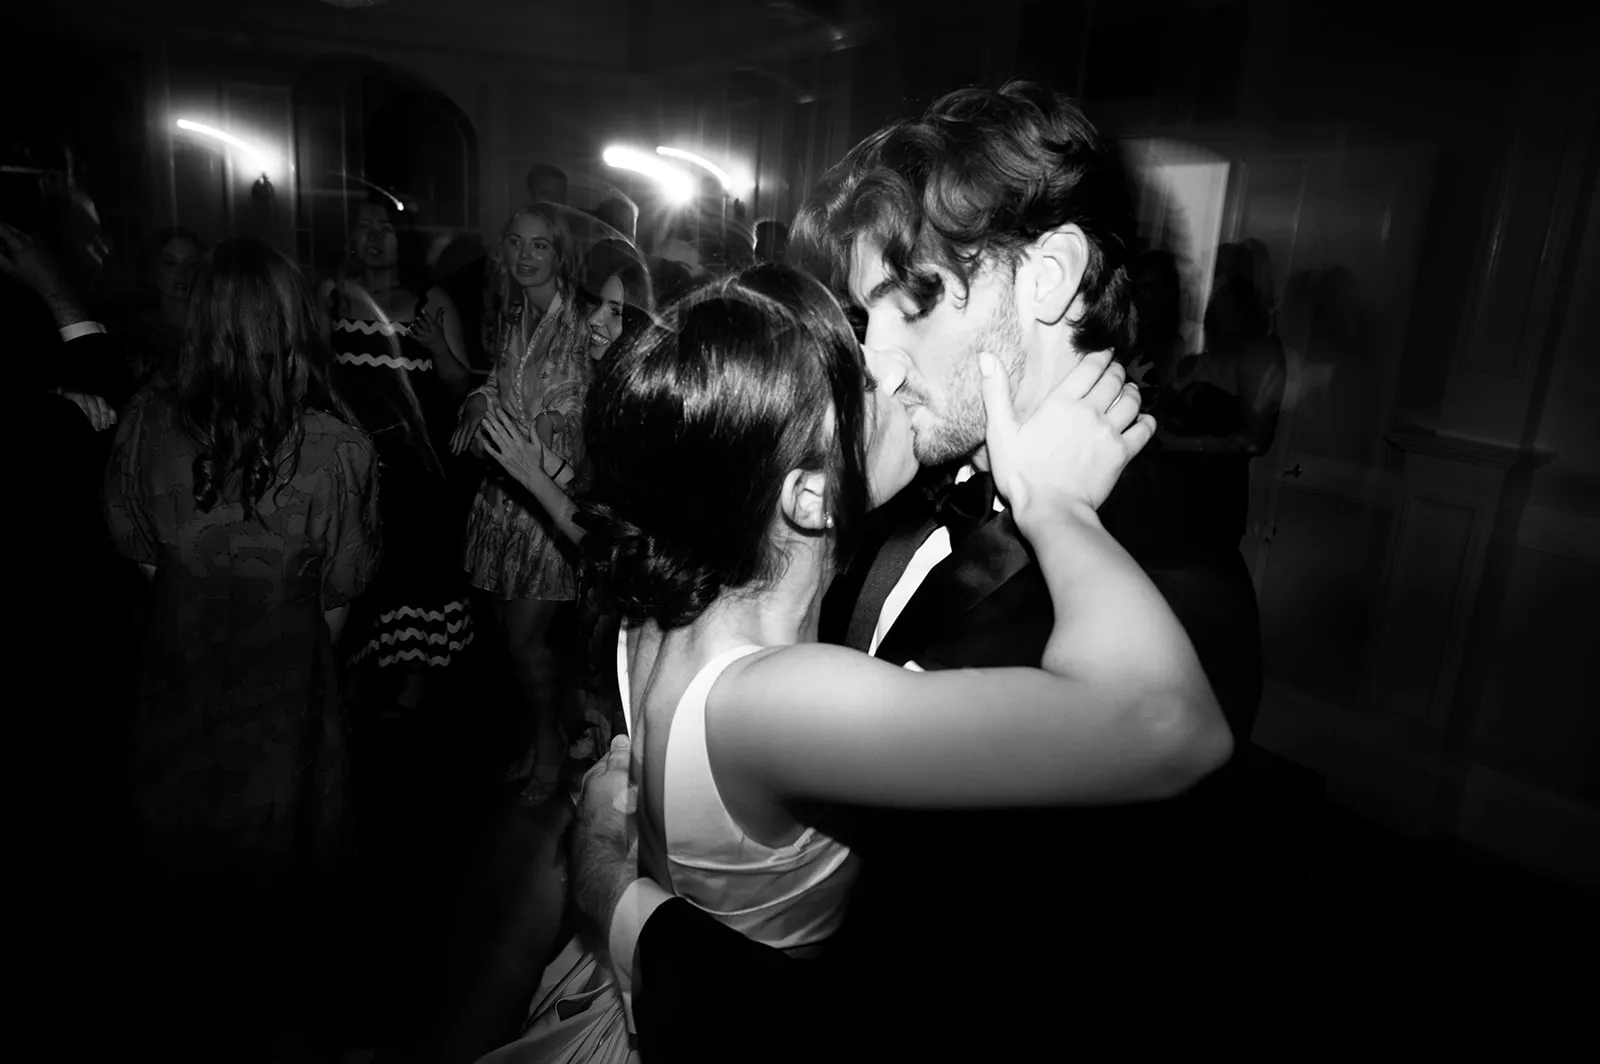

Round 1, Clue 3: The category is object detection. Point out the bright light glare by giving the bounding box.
[604,146,695,204]
[656,146,752,197]
[332,171,405,212]
[176,119,279,176]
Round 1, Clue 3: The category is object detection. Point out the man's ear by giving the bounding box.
[779,468,830,532]
[1021,225,1089,326]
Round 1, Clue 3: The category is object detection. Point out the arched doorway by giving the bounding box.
[291,54,479,280]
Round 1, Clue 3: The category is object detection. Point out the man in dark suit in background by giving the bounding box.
[5,180,144,1043]
[564,81,1267,1061]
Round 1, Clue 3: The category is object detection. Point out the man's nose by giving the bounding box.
[863,343,909,393]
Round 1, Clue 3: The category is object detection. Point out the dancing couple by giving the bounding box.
[489,81,1240,1063]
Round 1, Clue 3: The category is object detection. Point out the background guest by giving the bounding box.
[105,237,381,1063]
[454,203,594,804]
[525,163,569,207]
[323,194,477,720]
[121,224,202,386]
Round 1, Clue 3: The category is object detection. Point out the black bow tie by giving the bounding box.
[928,471,997,549]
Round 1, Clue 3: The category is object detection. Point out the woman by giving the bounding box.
[104,237,381,1061]
[1150,238,1288,553]
[126,225,201,384]
[483,264,1229,1063]
[322,195,476,713]
[478,239,653,546]
[452,203,596,799]
[478,238,654,787]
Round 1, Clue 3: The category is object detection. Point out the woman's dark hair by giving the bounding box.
[579,263,871,630]
[649,257,696,307]
[583,238,654,314]
[790,79,1139,353]
[151,225,201,260]
[176,237,347,519]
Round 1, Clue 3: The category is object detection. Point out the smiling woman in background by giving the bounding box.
[478,238,654,546]
[322,194,477,718]
[478,238,655,787]
[453,202,598,802]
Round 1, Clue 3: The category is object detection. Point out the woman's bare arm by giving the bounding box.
[708,350,1231,812]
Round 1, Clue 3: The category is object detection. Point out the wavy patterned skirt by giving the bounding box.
[347,600,474,669]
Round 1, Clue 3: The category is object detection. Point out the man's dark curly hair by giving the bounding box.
[789,80,1138,353]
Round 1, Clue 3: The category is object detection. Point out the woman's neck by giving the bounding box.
[361,265,401,292]
[159,296,187,331]
[517,279,557,314]
[687,535,834,652]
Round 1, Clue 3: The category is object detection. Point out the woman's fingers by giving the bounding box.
[1063,349,1115,400]
[1106,382,1143,432]
[1083,359,1126,413]
[978,351,1018,474]
[480,424,505,461]
[486,425,513,456]
[1123,413,1158,456]
[491,407,522,439]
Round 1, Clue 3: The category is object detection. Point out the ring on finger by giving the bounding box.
[1108,381,1141,413]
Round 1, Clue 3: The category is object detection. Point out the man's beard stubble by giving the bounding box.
[911,296,1027,466]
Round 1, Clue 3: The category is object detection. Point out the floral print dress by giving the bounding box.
[461,289,593,601]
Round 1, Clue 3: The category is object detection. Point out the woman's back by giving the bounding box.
[111,387,376,611]
[626,628,859,955]
[106,386,380,847]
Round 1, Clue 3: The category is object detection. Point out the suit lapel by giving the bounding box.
[821,475,938,650]
[872,511,1035,667]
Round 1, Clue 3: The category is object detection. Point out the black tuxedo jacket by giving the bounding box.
[631,460,1263,1060]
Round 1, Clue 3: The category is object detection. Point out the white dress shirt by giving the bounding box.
[869,464,1008,662]
[60,321,106,342]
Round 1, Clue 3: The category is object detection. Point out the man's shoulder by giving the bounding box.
[913,567,1053,670]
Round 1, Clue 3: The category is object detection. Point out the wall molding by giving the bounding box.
[1385,425,1553,471]
[1255,681,1599,890]
[1516,504,1600,566]
[1455,765,1600,891]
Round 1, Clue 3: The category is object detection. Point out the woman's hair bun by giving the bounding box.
[579,501,723,630]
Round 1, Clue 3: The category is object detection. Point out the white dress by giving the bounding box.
[476,637,859,1064]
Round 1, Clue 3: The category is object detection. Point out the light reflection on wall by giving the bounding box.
[1121,137,1230,357]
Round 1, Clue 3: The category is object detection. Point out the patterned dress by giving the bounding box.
[104,386,381,897]
[331,300,476,668]
[462,289,593,601]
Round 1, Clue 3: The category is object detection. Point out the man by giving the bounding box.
[567,81,1264,1060]
[526,164,570,206]
[6,202,146,1045]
